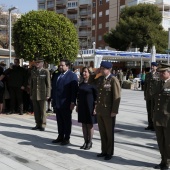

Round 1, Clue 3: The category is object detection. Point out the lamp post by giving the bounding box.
[168,28,170,64]
[8,7,17,65]
[93,42,96,68]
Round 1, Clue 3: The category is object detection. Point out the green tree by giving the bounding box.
[12,10,79,63]
[104,4,168,53]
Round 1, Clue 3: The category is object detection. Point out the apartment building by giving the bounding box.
[124,0,170,31]
[0,11,20,49]
[38,0,120,49]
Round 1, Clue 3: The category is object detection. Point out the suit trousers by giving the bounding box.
[9,87,23,114]
[55,108,72,140]
[155,125,170,166]
[146,98,155,127]
[32,100,46,128]
[97,114,116,155]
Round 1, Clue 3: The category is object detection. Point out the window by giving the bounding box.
[99,11,102,17]
[105,22,109,27]
[106,0,109,2]
[99,0,103,5]
[93,2,96,7]
[98,35,102,41]
[105,9,109,15]
[68,1,78,8]
[99,23,102,29]
[92,13,96,18]
[92,25,95,30]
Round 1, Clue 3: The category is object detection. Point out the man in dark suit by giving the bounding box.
[153,64,170,170]
[30,58,51,131]
[144,62,160,131]
[90,61,121,160]
[51,59,78,145]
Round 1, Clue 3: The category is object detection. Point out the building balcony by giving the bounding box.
[79,10,91,16]
[79,31,91,37]
[56,0,66,5]
[155,0,170,5]
[68,14,78,20]
[79,0,91,6]
[38,0,46,3]
[79,21,91,27]
[38,5,45,10]
[47,4,54,8]
[56,9,66,14]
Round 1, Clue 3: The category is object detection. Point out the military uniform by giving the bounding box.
[30,68,51,128]
[144,71,160,129]
[93,74,121,157]
[153,64,170,169]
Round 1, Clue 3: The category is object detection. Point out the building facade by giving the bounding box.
[37,0,170,50]
[123,0,170,31]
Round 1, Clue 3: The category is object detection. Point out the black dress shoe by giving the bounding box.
[32,126,40,130]
[97,153,107,157]
[104,154,112,160]
[145,126,154,130]
[52,137,63,143]
[154,163,165,169]
[162,165,170,170]
[80,143,87,149]
[60,140,70,145]
[84,142,92,150]
[39,127,45,131]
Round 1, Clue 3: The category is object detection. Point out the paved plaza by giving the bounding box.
[0,89,160,170]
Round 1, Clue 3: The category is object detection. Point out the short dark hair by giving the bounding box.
[14,58,19,63]
[60,59,70,66]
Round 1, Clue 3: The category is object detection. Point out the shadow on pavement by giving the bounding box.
[0,130,156,168]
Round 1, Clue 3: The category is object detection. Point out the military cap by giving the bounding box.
[100,61,112,69]
[34,58,44,63]
[151,62,158,67]
[157,63,170,72]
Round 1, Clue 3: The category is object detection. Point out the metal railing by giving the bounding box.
[56,9,66,14]
[79,31,91,36]
[67,14,77,20]
[79,10,91,16]
[56,0,67,5]
[79,21,91,26]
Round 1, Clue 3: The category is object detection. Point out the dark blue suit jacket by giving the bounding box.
[51,70,78,109]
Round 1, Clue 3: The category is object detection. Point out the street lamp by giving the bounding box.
[168,28,170,64]
[8,6,17,65]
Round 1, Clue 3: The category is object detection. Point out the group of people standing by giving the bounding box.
[31,58,121,161]
[144,62,170,170]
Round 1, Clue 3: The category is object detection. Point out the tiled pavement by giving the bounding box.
[0,89,160,170]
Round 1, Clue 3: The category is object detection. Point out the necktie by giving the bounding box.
[57,73,64,84]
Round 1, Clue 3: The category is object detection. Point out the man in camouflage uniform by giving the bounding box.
[153,64,170,170]
[144,62,160,131]
[30,58,51,131]
[91,61,121,160]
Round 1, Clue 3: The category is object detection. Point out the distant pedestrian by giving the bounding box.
[117,69,124,87]
[144,62,160,131]
[141,71,146,91]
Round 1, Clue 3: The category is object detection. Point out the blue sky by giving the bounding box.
[0,0,37,14]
